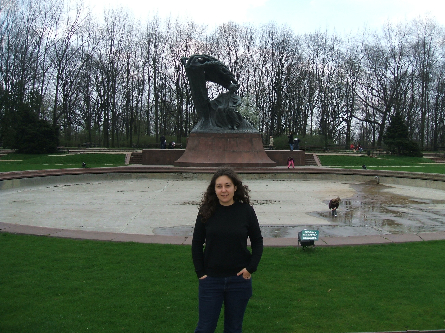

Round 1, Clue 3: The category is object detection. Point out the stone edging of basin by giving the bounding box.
[1,165,445,178]
[2,166,445,246]
[2,165,445,184]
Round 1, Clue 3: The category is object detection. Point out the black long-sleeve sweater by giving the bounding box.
[191,201,263,278]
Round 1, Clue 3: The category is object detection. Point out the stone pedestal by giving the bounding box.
[174,132,276,167]
[141,149,184,165]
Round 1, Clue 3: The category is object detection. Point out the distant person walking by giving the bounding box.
[288,133,294,151]
[160,135,166,149]
[294,137,300,150]
[269,136,274,150]
[192,168,263,333]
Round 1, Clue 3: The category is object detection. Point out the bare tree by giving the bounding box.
[410,18,444,149]
[3,2,445,151]
[357,23,412,147]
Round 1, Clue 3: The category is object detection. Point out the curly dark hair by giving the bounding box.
[198,167,250,223]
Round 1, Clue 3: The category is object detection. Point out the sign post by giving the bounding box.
[298,230,319,247]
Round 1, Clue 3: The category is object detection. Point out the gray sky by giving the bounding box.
[83,0,445,34]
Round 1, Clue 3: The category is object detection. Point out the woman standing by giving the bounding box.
[192,168,263,333]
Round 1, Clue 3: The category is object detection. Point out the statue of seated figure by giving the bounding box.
[181,54,257,133]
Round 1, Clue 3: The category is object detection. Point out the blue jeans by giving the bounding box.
[289,144,294,151]
[195,275,252,333]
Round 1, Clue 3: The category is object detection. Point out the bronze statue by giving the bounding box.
[181,55,257,133]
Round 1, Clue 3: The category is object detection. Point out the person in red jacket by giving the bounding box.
[192,167,263,333]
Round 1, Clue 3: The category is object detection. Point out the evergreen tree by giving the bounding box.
[383,112,422,157]
[0,89,59,154]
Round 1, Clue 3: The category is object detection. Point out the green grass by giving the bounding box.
[0,153,126,172]
[318,154,445,174]
[1,233,444,332]
[2,152,444,174]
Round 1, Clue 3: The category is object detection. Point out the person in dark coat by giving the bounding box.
[293,137,300,150]
[160,136,166,149]
[288,133,294,151]
[192,168,263,333]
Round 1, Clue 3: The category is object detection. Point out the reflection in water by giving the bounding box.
[154,182,445,238]
[313,182,445,235]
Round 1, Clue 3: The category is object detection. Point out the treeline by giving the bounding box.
[1,0,445,150]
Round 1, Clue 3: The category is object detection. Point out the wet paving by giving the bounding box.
[309,182,445,237]
[154,181,445,238]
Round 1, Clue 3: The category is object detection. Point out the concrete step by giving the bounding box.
[305,153,318,166]
[129,152,143,164]
[425,156,445,163]
[130,151,320,166]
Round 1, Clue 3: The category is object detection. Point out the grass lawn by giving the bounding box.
[1,233,445,333]
[0,153,126,172]
[1,152,444,174]
[318,154,445,174]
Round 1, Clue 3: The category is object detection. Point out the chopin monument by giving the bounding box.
[174,54,276,167]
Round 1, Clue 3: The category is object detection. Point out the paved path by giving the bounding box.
[1,221,445,247]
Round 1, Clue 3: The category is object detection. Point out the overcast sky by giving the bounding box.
[82,0,445,34]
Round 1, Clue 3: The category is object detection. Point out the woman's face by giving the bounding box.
[214,175,237,206]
